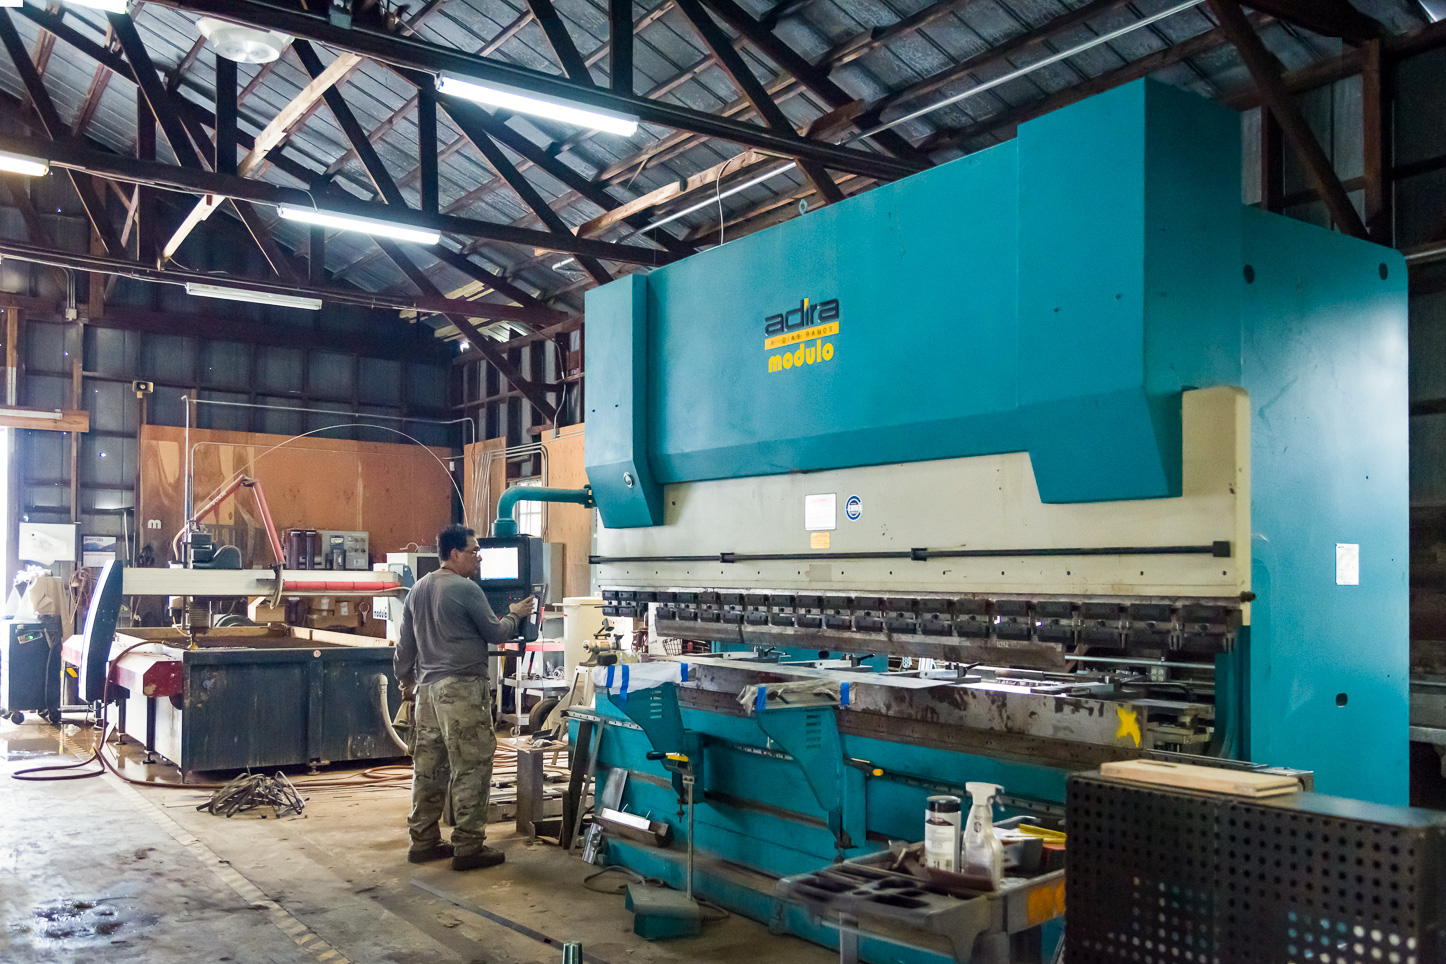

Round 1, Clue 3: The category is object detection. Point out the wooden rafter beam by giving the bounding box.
[524,0,594,85]
[1207,0,1368,239]
[424,84,693,255]
[213,54,237,174]
[921,15,1256,152]
[673,0,843,204]
[1242,0,1381,42]
[439,100,612,285]
[376,238,558,420]
[0,11,123,257]
[0,125,675,265]
[417,75,438,215]
[162,47,363,260]
[609,0,632,95]
[0,233,566,325]
[0,176,67,290]
[145,0,921,183]
[864,0,1135,124]
[578,148,776,237]
[698,0,925,162]
[165,35,206,92]
[591,0,990,185]
[429,244,554,313]
[110,13,207,171]
[229,199,302,283]
[322,5,523,179]
[72,56,114,140]
[22,19,57,114]
[292,39,562,414]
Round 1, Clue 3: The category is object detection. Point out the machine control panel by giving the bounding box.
[474,536,544,643]
[317,530,369,570]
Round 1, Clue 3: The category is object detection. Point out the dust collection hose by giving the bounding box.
[377,674,410,755]
[492,485,595,537]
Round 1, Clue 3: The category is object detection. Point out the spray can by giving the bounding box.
[960,782,1004,890]
[923,795,962,872]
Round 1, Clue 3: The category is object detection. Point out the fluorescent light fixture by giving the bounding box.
[186,282,323,311]
[0,407,61,420]
[0,150,48,177]
[637,162,797,235]
[59,0,129,12]
[275,204,441,245]
[437,75,639,136]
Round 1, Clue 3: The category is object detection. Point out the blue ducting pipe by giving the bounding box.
[493,485,596,537]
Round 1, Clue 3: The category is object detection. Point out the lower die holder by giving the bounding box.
[625,883,701,939]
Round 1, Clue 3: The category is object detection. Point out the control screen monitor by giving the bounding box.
[477,546,520,582]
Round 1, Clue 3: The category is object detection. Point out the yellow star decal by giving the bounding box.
[1115,705,1142,748]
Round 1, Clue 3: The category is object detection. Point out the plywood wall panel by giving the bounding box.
[140,425,455,567]
[463,426,591,599]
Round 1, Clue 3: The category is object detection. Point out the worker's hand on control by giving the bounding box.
[509,596,537,619]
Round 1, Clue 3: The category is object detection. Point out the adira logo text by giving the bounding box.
[763,297,840,374]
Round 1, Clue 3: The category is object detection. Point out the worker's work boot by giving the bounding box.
[407,843,455,863]
[452,847,505,871]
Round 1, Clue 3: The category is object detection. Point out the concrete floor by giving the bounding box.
[1,718,836,964]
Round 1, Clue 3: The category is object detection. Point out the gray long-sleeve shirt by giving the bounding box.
[394,569,518,690]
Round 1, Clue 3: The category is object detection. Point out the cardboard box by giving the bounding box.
[306,612,361,632]
[248,599,288,624]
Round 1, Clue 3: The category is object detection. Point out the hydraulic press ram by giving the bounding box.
[567,79,1409,964]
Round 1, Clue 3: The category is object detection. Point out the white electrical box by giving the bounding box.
[377,552,441,641]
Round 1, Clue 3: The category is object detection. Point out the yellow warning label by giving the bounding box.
[810,531,831,549]
[764,321,839,351]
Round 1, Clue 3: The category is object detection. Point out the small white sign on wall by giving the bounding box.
[805,493,837,532]
[1336,543,1359,586]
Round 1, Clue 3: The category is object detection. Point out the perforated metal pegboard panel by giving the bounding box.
[1066,773,1446,964]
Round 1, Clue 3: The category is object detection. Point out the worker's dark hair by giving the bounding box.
[437,524,476,561]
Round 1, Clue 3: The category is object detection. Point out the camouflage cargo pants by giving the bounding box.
[408,674,496,857]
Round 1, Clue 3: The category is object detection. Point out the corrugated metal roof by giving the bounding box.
[0,0,1431,328]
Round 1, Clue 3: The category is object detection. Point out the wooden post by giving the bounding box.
[5,305,17,406]
[1260,107,1283,213]
[1361,38,1390,245]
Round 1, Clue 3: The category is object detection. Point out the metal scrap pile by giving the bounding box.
[197,772,307,818]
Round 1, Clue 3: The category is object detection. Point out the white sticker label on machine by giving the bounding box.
[805,493,837,531]
[1336,543,1359,586]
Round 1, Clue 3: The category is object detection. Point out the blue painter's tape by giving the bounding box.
[605,665,615,690]
[680,663,689,682]
[755,685,767,712]
[841,682,850,707]
[619,664,630,703]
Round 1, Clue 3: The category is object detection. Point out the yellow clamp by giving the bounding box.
[666,753,690,763]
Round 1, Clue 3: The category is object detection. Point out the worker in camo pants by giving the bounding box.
[395,524,535,871]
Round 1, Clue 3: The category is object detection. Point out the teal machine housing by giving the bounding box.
[578,80,1408,961]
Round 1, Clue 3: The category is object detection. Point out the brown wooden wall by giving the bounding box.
[462,426,590,600]
[139,424,455,567]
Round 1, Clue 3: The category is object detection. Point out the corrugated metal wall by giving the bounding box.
[17,318,452,546]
